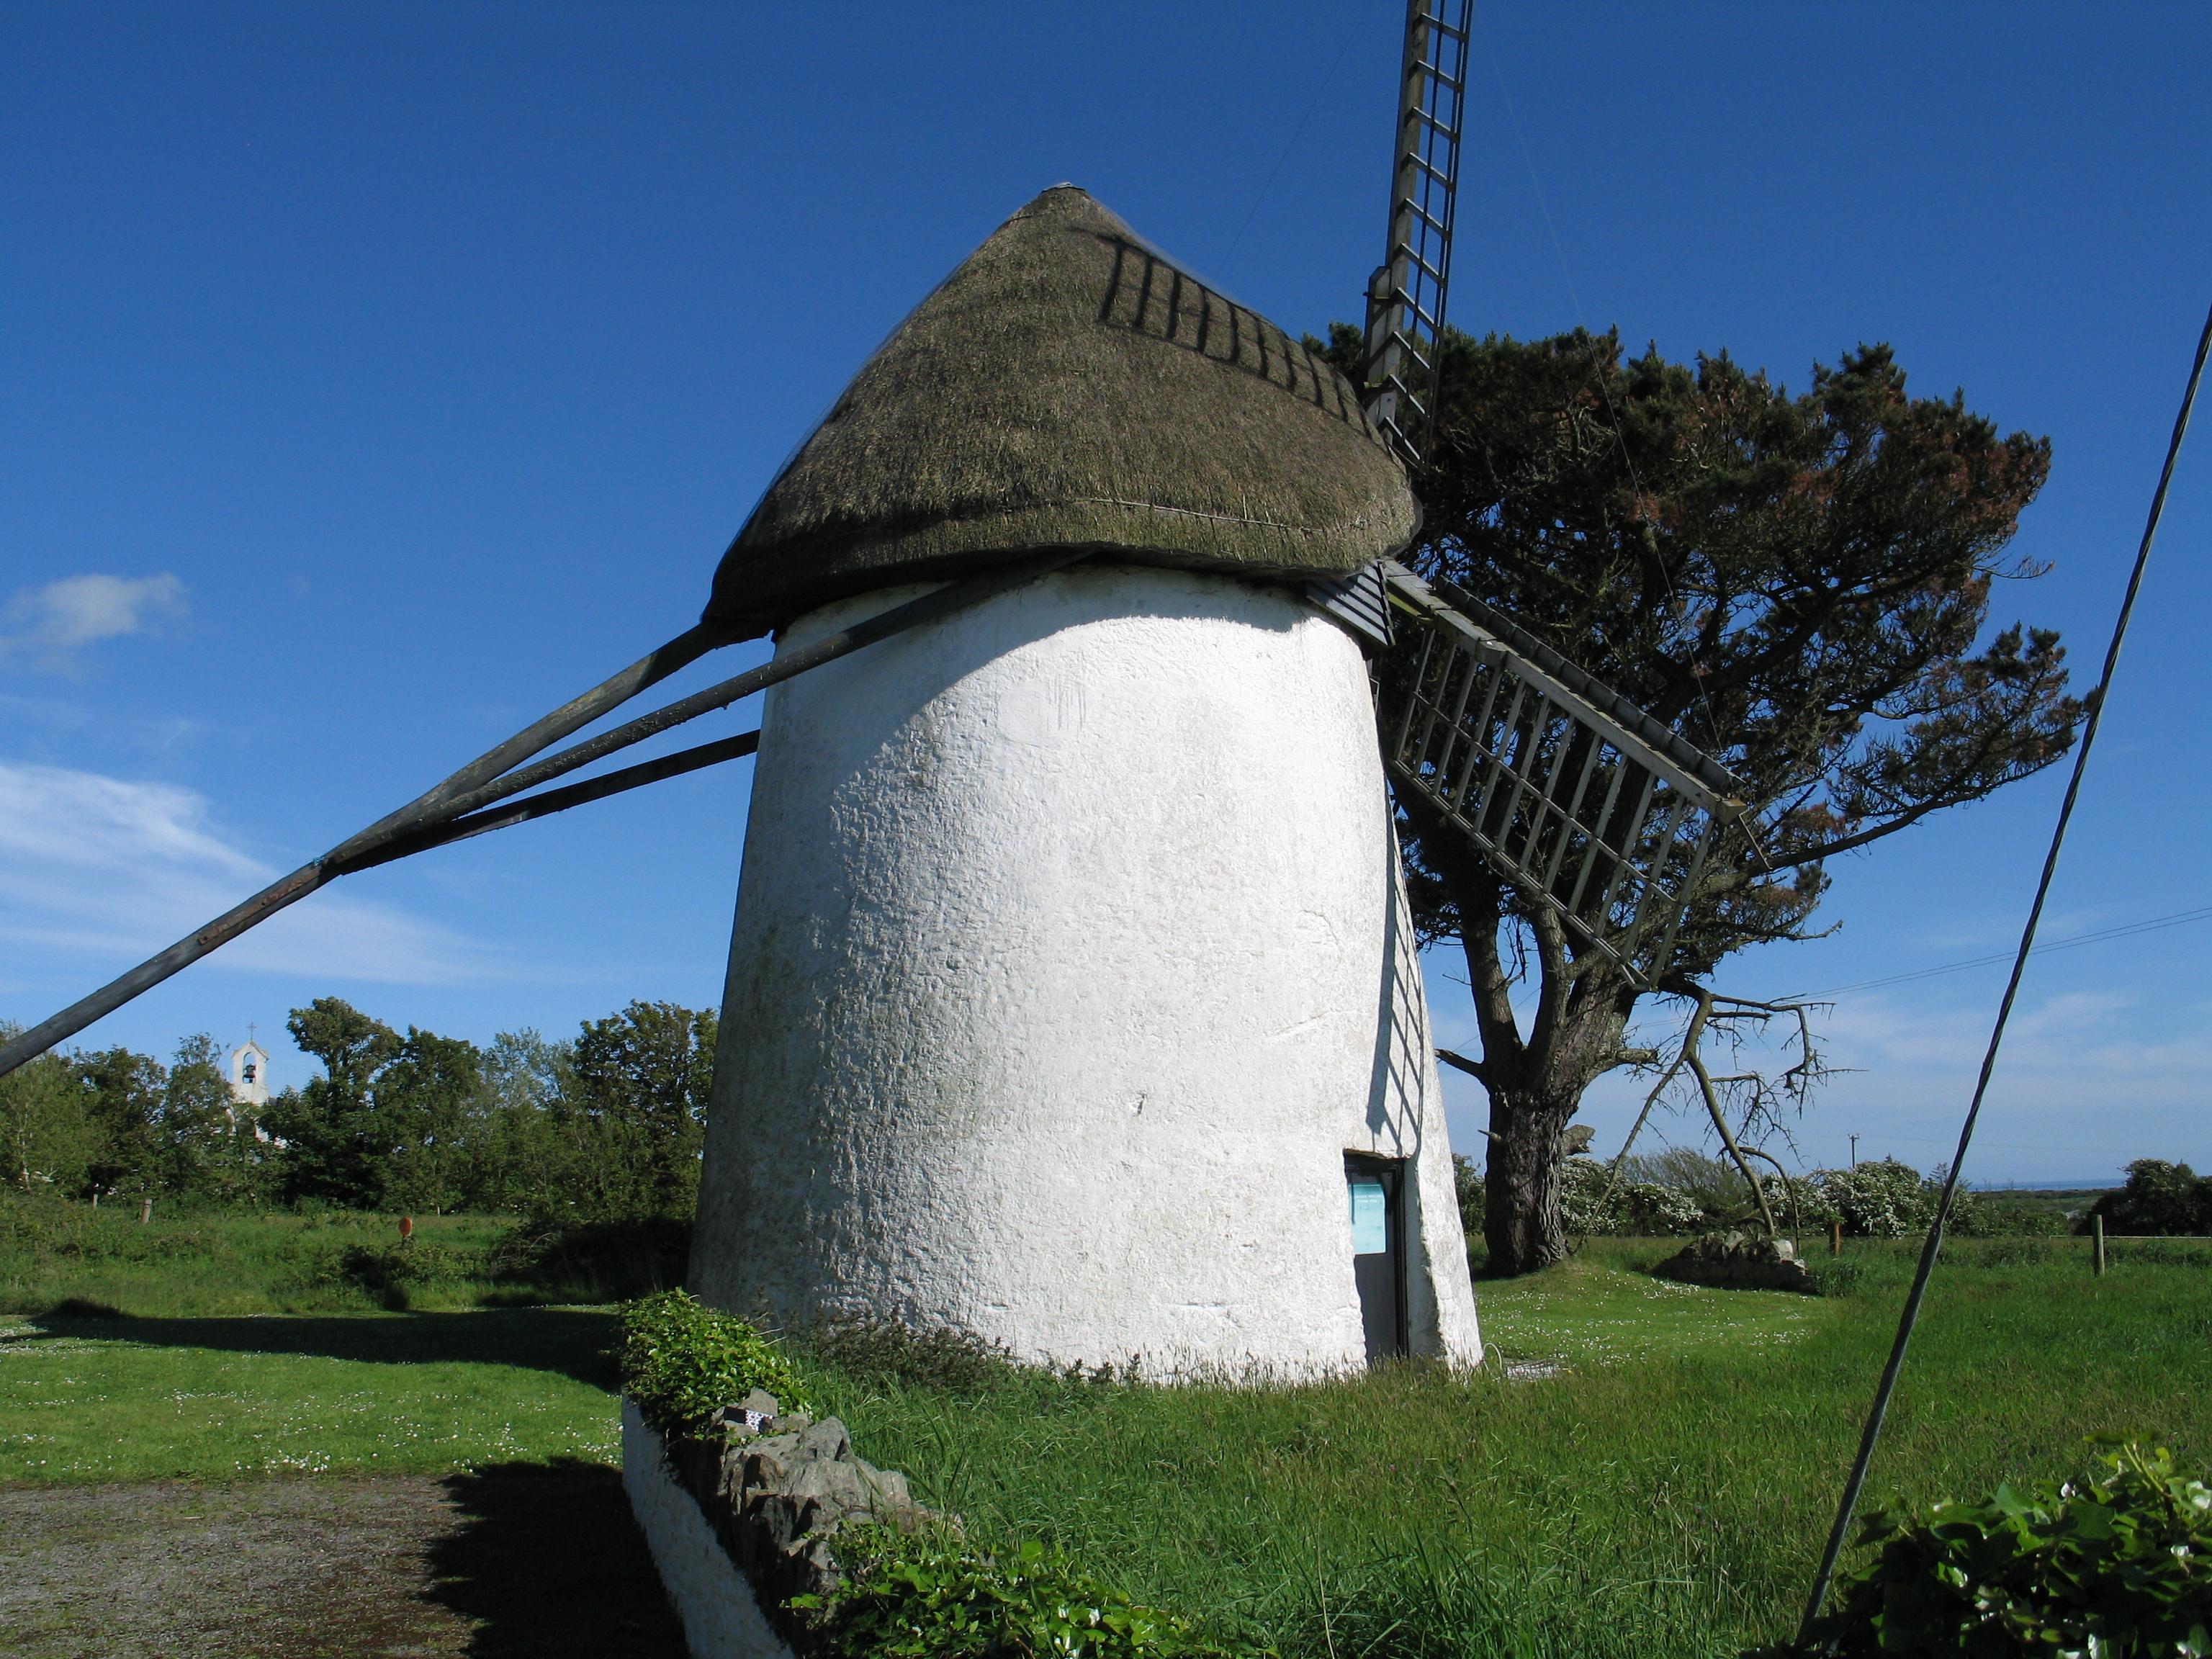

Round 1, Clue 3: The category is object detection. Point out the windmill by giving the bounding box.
[0,1,1741,1375]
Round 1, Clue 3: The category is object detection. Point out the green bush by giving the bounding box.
[616,1289,810,1438]
[1452,1154,1483,1241]
[487,1214,691,1300]
[794,1526,1264,1659]
[1805,1442,2212,1656]
[2088,1161,2212,1238]
[328,1240,487,1308]
[1803,1159,1983,1238]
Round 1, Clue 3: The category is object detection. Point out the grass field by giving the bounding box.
[4,1205,2208,1657]
[0,1204,673,1318]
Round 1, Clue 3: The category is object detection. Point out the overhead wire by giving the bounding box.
[1778,902,2212,1002]
[1465,1,1740,783]
[1795,297,2212,1650]
[1217,2,1382,272]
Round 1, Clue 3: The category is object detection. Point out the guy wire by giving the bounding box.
[1794,295,2212,1650]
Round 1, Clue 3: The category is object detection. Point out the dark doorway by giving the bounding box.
[1344,1153,1407,1361]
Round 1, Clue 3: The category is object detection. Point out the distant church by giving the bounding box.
[228,1033,269,1112]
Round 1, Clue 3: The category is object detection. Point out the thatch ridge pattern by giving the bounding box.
[1090,234,1370,431]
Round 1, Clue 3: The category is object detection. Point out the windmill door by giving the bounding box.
[1344,1154,1407,1361]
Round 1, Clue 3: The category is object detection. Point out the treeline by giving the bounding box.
[1453,1150,2212,1241]
[0,996,716,1219]
[1456,1151,2067,1241]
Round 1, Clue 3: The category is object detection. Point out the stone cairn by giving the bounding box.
[660,1389,936,1647]
[1652,1231,1818,1293]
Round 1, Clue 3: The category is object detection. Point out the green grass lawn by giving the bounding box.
[0,1308,621,1481]
[0,1205,527,1317]
[3,1209,2206,1658]
[796,1238,2212,1658]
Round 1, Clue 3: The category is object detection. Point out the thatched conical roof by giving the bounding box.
[703,186,1415,635]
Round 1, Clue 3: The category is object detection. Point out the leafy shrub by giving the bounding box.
[616,1288,810,1438]
[323,1239,490,1307]
[1452,1154,1483,1241]
[1804,1442,2212,1657]
[793,1525,1262,1659]
[1805,1159,1926,1237]
[487,1213,691,1300]
[2087,1160,2212,1238]
[1560,1157,1707,1236]
[1623,1149,1736,1215]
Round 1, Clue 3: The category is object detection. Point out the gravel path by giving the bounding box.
[0,1461,688,1658]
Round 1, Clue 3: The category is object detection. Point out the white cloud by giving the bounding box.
[0,760,536,989]
[0,574,189,674]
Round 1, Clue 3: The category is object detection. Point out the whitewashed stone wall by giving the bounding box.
[622,1400,793,1659]
[692,562,1482,1376]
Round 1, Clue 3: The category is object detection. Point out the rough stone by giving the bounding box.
[796,1419,851,1464]
[639,1398,937,1657]
[1653,1231,1819,1294]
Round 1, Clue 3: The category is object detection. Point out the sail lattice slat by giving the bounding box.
[1374,562,1746,989]
[1360,0,1473,467]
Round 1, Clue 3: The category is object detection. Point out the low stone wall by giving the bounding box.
[1652,1232,1817,1293]
[622,1391,929,1658]
[624,1401,793,1659]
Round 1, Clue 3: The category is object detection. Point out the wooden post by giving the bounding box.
[139,1197,152,1225]
[2093,1213,2107,1277]
[1830,1220,1843,1256]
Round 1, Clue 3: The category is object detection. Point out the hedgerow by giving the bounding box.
[793,1526,1267,1659]
[616,1288,809,1437]
[1803,1441,2211,1657]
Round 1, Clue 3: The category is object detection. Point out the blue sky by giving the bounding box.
[3,2,2206,1186]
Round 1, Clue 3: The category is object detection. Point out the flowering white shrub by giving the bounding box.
[1560,1157,1708,1236]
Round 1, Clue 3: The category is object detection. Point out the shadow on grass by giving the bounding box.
[425,1458,687,1658]
[24,1305,619,1390]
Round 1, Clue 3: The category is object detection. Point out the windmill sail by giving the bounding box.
[1374,563,1745,989]
[1360,0,1471,466]
[1341,0,1745,990]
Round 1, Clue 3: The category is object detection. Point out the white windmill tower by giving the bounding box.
[688,184,1478,1374]
[0,1,1743,1377]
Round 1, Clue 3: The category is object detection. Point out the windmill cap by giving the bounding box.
[702,184,1416,636]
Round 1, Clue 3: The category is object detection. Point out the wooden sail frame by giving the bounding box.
[1373,562,1747,989]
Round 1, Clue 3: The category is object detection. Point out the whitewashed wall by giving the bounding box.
[621,1401,793,1659]
[692,563,1481,1376]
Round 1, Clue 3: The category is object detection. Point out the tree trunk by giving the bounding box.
[1400,806,1646,1277]
[1449,876,1642,1276]
[1481,1085,1583,1275]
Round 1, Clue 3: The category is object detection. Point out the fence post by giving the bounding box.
[1830,1220,1842,1256]
[2092,1213,2107,1277]
[139,1197,152,1225]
